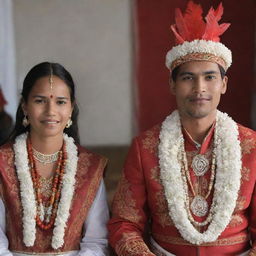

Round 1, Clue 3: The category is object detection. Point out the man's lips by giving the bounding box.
[189,96,211,102]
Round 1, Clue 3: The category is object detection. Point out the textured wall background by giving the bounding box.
[14,0,133,146]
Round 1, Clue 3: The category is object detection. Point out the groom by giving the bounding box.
[108,2,256,256]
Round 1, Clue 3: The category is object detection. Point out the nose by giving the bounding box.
[45,100,56,115]
[193,77,206,93]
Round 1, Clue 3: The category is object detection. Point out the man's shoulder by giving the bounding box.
[133,124,161,155]
[236,124,256,157]
[237,123,256,139]
[136,124,161,141]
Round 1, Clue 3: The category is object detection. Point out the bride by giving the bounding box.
[0,62,109,255]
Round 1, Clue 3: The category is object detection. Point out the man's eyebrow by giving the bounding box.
[178,72,194,76]
[203,70,219,75]
[178,70,219,76]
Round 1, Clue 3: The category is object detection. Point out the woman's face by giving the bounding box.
[22,75,73,140]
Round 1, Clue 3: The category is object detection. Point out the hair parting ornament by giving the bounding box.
[166,1,232,71]
[49,66,54,98]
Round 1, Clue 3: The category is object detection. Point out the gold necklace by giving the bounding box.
[181,145,216,225]
[183,127,211,177]
[191,154,210,176]
[32,147,59,165]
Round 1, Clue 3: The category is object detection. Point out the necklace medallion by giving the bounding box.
[190,195,208,217]
[192,154,209,176]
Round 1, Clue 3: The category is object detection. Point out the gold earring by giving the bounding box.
[22,115,29,127]
[66,118,72,128]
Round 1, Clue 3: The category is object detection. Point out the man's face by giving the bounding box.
[171,61,227,120]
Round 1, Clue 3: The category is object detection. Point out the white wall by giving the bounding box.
[13,0,133,146]
[0,0,17,119]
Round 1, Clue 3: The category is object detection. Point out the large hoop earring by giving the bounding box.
[66,118,72,128]
[22,115,29,127]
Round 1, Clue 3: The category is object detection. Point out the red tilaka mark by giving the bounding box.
[50,95,53,98]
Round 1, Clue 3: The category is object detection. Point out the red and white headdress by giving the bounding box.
[166,1,232,71]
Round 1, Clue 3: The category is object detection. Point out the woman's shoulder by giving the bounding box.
[77,144,108,163]
[0,142,14,168]
[0,142,13,155]
[76,145,108,177]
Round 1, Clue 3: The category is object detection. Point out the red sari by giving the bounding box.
[0,143,107,254]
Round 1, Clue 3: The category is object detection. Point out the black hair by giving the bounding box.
[8,62,80,144]
[171,63,226,82]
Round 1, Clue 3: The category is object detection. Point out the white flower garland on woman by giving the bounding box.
[159,110,241,245]
[14,133,78,249]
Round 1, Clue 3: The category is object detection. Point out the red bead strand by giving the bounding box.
[27,137,67,230]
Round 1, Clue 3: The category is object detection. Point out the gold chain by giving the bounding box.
[181,142,217,226]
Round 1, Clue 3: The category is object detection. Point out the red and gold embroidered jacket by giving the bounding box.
[0,143,107,253]
[108,123,256,256]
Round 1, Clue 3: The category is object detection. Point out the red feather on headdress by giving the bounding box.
[170,1,230,45]
[183,1,205,41]
[202,3,230,42]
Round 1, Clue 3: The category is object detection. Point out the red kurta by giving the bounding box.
[108,123,256,256]
[0,143,107,254]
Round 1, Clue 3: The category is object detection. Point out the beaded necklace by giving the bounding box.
[27,138,67,230]
[181,148,216,226]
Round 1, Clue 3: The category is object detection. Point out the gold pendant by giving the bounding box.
[192,154,209,176]
[190,195,208,217]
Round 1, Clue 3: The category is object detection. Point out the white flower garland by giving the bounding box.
[14,133,78,249]
[14,133,36,246]
[165,39,232,70]
[158,110,241,245]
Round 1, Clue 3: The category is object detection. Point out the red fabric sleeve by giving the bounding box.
[249,184,256,255]
[108,138,155,255]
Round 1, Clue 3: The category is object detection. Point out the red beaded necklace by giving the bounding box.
[27,137,67,230]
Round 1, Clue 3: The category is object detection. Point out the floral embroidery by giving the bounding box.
[142,125,160,155]
[241,167,250,184]
[154,191,174,227]
[240,138,256,155]
[149,167,174,227]
[239,125,254,137]
[0,147,20,197]
[228,214,243,228]
[234,195,246,212]
[115,232,154,256]
[112,175,141,223]
[74,151,92,191]
[150,166,160,181]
